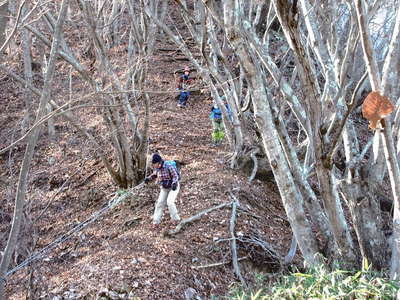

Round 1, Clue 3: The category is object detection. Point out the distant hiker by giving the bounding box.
[210,102,225,146]
[209,95,233,146]
[176,66,192,108]
[144,153,181,226]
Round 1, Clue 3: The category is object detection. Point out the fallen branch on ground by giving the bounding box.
[191,256,249,269]
[237,206,261,219]
[167,201,232,235]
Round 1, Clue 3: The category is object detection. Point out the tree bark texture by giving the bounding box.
[355,0,400,279]
[0,1,8,56]
[273,0,357,263]
[0,0,69,298]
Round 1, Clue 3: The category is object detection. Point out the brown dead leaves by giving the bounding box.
[362,91,394,130]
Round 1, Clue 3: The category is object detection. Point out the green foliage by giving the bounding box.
[229,264,399,300]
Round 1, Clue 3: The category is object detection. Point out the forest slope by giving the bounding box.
[0,16,292,300]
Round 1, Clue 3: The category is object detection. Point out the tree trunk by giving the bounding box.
[21,3,33,131]
[354,0,400,279]
[273,0,357,263]
[6,0,16,54]
[0,1,69,298]
[224,17,321,264]
[341,123,387,269]
[252,83,321,266]
[0,1,8,57]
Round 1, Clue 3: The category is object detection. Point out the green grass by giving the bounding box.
[229,261,400,300]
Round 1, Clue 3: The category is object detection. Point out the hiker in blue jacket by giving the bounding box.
[209,96,232,146]
[144,153,181,227]
[210,103,225,146]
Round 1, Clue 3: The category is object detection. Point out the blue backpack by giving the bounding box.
[210,107,222,120]
[164,160,181,180]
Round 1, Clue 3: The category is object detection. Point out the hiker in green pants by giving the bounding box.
[210,103,225,146]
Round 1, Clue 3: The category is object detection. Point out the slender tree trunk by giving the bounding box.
[354,0,400,279]
[0,1,8,57]
[224,14,321,263]
[252,82,321,266]
[0,1,69,298]
[6,0,16,54]
[46,103,56,140]
[341,123,387,269]
[38,44,56,140]
[21,3,33,131]
[273,0,357,263]
[274,111,336,255]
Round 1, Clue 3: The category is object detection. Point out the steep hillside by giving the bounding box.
[0,6,294,300]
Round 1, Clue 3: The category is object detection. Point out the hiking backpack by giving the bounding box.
[164,160,181,180]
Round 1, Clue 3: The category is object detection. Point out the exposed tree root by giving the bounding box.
[248,148,260,183]
[229,193,247,287]
[284,235,297,264]
[237,233,283,273]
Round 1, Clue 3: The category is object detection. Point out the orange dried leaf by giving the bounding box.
[361,91,394,129]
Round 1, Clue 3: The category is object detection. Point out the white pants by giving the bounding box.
[153,183,181,224]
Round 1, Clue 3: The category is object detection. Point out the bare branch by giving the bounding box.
[167,202,232,236]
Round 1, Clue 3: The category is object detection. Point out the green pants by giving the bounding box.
[212,120,225,143]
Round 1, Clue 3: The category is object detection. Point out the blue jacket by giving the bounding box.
[210,104,233,121]
[210,106,222,120]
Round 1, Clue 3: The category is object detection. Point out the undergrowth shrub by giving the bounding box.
[230,262,400,300]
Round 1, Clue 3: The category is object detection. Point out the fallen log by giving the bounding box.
[191,256,249,269]
[167,201,232,236]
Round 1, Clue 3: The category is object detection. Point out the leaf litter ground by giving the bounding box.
[0,20,293,300]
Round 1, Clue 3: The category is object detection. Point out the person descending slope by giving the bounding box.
[144,153,181,227]
[209,96,232,146]
[176,66,193,108]
[210,103,224,146]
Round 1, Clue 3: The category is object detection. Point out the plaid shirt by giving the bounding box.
[176,74,193,90]
[149,162,179,184]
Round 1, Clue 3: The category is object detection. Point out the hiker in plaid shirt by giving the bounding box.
[144,153,181,226]
[176,66,193,108]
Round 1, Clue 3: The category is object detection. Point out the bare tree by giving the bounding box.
[69,0,163,187]
[0,1,69,297]
[145,0,253,169]
[147,0,400,271]
[21,2,33,131]
[13,0,165,188]
[354,0,400,279]
[0,0,399,291]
